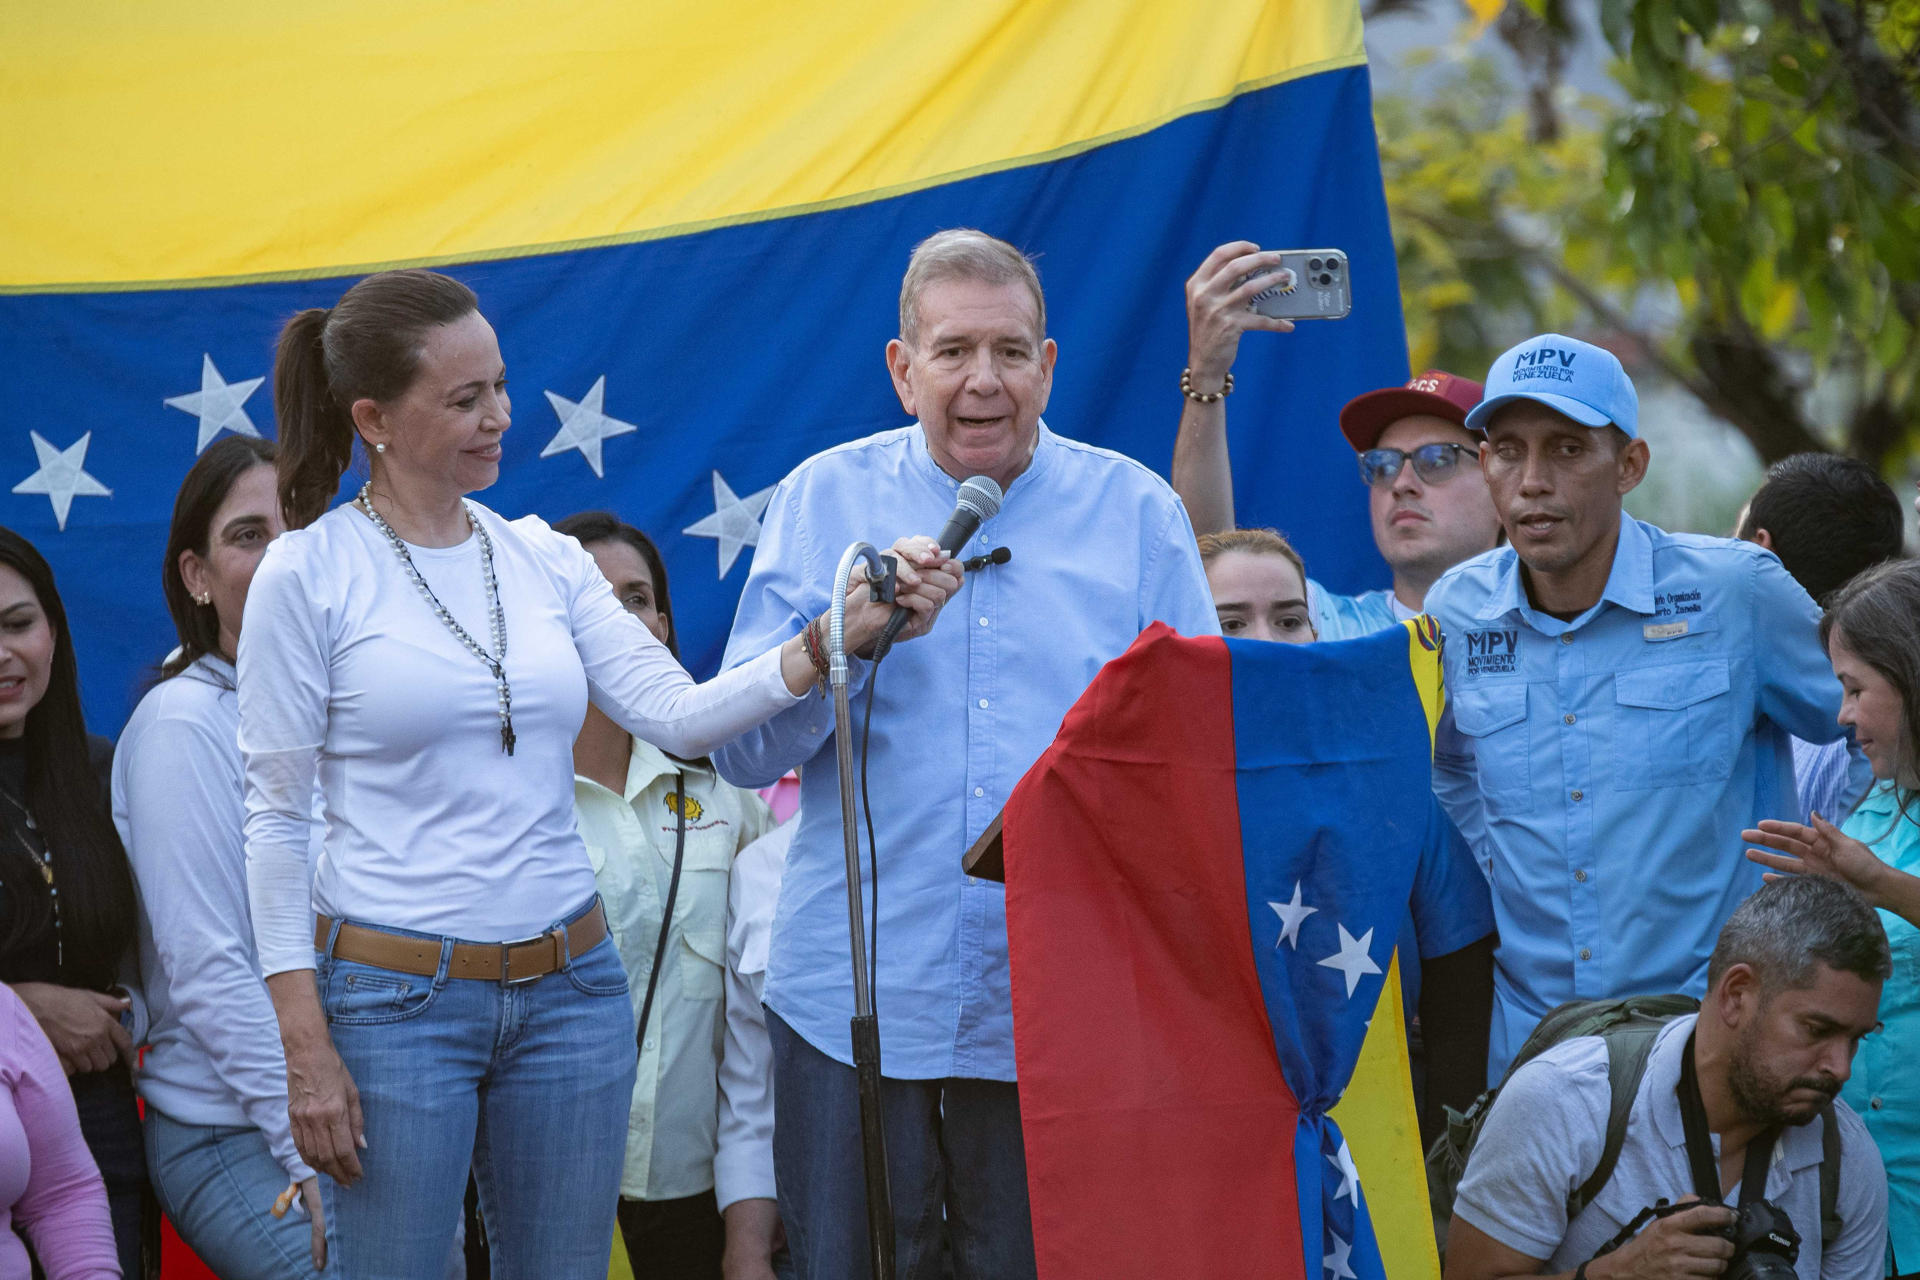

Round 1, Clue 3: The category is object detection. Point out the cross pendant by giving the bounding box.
[502,717,517,757]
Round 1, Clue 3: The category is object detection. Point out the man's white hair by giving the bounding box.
[898,229,1046,348]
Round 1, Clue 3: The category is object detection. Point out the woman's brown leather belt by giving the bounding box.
[313,901,609,984]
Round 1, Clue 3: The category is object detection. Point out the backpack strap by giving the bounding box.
[1567,1021,1665,1221]
[1820,1103,1842,1248]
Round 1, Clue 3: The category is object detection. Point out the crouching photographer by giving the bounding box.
[1444,876,1892,1279]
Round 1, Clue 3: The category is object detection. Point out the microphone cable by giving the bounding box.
[854,543,1013,1037]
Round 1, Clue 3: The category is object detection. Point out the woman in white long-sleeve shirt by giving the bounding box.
[114,436,329,1277]
[240,268,958,1280]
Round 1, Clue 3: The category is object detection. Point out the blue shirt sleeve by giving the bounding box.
[711,476,874,788]
[1749,550,1845,746]
[1410,798,1496,960]
[1141,498,1223,639]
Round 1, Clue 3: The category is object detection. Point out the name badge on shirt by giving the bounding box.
[1644,620,1690,641]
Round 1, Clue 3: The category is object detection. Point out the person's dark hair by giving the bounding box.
[1708,874,1890,995]
[0,528,136,990]
[160,436,277,678]
[274,269,479,528]
[1821,558,1920,821]
[552,511,678,659]
[1738,452,1904,605]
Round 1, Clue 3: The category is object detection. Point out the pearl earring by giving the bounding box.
[194,592,211,606]
[374,442,387,454]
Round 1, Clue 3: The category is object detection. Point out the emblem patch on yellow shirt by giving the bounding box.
[664,793,704,822]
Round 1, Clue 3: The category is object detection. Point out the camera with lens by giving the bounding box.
[1720,1199,1801,1280]
[1593,1196,1800,1280]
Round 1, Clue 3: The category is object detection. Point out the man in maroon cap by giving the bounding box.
[1173,240,1503,638]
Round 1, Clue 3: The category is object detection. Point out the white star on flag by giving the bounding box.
[1323,1232,1357,1279]
[14,432,111,531]
[1329,1138,1362,1207]
[164,354,264,453]
[1317,923,1382,998]
[1268,881,1318,950]
[684,471,775,577]
[540,375,638,478]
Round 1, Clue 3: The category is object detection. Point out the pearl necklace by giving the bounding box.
[355,482,516,755]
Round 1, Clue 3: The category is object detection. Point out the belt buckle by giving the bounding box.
[499,929,557,985]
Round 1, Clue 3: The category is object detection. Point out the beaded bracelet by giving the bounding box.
[1181,367,1234,403]
[802,616,832,687]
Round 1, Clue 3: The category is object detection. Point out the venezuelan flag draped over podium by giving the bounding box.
[1003,620,1445,1280]
[1,0,1407,739]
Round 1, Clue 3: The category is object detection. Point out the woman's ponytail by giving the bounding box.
[273,307,353,529]
[270,270,479,527]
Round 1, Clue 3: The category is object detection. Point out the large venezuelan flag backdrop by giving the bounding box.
[2,0,1407,736]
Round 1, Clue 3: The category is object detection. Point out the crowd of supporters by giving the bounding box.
[2,230,1916,1280]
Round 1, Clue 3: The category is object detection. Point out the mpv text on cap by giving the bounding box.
[1465,333,1639,439]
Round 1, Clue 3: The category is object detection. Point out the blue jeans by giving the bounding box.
[318,899,637,1280]
[145,1108,333,1280]
[768,1012,1036,1280]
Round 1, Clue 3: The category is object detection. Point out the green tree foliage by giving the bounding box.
[1377,0,1920,469]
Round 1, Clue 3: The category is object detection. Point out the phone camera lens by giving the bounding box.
[1308,257,1323,272]
[1316,273,1332,287]
[1325,260,1341,275]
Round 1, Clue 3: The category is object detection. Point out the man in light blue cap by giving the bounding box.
[1424,333,1849,1078]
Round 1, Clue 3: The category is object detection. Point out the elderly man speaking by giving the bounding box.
[714,229,1218,1279]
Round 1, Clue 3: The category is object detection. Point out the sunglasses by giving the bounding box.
[1358,442,1476,488]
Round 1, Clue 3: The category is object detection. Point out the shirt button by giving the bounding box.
[974,787,985,798]
[978,698,990,709]
[1560,634,1574,645]
[1571,790,1584,802]
[644,1039,656,1051]
[1575,869,1588,883]
[1563,713,1576,725]
[1871,1097,1885,1110]
[979,617,989,626]
[1579,948,1592,961]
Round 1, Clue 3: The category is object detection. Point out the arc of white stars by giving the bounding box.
[540,375,638,478]
[1268,881,1318,950]
[1317,923,1382,999]
[684,471,775,577]
[1323,1232,1357,1280]
[13,432,111,531]
[164,354,264,453]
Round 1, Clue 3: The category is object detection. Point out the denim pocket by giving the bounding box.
[322,959,440,1025]
[565,935,632,998]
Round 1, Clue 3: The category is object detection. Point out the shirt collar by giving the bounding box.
[1474,510,1652,625]
[910,419,1055,496]
[1647,1015,1825,1175]
[574,737,707,805]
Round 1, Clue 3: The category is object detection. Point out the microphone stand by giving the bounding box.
[828,541,896,1280]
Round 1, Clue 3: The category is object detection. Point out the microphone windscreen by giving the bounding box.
[956,475,1003,523]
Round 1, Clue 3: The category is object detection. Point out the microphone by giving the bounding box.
[872,475,1003,660]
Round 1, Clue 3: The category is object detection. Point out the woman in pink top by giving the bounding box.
[0,980,117,1278]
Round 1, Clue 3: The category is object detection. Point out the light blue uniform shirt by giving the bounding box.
[1307,581,1410,641]
[1427,513,1843,1078]
[714,423,1219,1080]
[1838,782,1920,1267]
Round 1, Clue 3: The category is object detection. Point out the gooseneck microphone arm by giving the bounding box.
[827,540,896,1280]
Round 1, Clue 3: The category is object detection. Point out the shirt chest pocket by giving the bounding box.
[1450,682,1530,801]
[1612,660,1734,791]
[669,826,732,1003]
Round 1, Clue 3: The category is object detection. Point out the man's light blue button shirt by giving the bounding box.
[1307,581,1411,641]
[713,423,1219,1081]
[1426,513,1844,1078]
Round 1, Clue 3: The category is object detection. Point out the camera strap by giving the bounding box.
[1677,1028,1781,1210]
